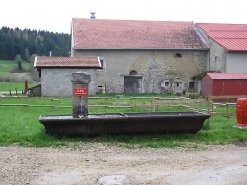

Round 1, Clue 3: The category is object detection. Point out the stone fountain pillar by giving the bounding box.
[71,72,91,118]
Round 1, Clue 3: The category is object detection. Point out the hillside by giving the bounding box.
[0,60,17,72]
[0,26,71,61]
[0,60,35,83]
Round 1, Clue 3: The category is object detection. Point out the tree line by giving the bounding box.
[0,26,71,61]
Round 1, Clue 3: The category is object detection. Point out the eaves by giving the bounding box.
[34,66,102,69]
[73,47,209,51]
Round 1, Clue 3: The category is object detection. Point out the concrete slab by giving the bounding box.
[98,175,128,185]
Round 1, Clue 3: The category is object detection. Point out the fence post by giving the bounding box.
[15,88,18,97]
[105,98,107,112]
[152,96,155,112]
[207,96,211,127]
[227,103,229,122]
[130,97,133,112]
[25,97,27,110]
[52,98,54,110]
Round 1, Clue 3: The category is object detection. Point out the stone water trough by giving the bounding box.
[39,111,210,136]
[39,72,210,136]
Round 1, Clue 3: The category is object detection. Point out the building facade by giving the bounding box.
[34,56,102,96]
[71,18,209,94]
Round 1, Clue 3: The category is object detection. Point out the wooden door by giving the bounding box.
[124,76,142,94]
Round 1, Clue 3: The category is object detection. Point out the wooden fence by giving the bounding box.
[1,95,246,126]
[0,96,200,111]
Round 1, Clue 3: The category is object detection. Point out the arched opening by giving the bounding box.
[129,70,137,75]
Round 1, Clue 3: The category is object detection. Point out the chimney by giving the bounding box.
[90,12,96,19]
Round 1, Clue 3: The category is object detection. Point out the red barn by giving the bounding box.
[202,73,247,97]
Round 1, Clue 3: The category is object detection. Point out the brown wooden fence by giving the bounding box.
[1,95,246,126]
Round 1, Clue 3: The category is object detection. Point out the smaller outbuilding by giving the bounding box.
[202,73,247,97]
[34,56,102,96]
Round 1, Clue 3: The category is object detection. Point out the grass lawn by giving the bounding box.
[0,60,35,83]
[0,60,31,73]
[0,82,37,92]
[0,95,246,148]
[0,60,18,72]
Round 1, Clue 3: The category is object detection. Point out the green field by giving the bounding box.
[0,60,31,72]
[0,60,35,83]
[0,82,37,92]
[0,60,18,72]
[0,95,246,148]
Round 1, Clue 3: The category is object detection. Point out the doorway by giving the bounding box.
[174,82,182,94]
[124,76,142,94]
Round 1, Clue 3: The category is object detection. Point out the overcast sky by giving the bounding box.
[0,0,246,34]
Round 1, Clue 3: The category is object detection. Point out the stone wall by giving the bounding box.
[40,68,97,96]
[196,26,226,72]
[72,49,208,94]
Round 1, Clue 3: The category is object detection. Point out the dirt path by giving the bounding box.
[0,143,247,185]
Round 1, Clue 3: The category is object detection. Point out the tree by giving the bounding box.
[0,41,6,59]
[24,47,30,62]
[14,54,22,62]
[0,26,71,60]
[18,61,22,71]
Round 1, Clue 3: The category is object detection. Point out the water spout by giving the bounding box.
[80,96,83,117]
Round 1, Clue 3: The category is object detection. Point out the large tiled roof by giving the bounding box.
[35,56,101,68]
[72,18,208,50]
[196,23,247,52]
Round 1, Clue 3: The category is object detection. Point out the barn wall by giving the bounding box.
[73,49,208,94]
[226,52,247,73]
[202,74,213,97]
[213,79,247,96]
[196,26,226,73]
[40,68,98,96]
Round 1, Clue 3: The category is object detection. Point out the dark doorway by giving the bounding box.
[124,76,142,94]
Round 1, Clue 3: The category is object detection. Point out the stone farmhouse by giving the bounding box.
[41,19,247,96]
[70,18,209,95]
[35,19,247,96]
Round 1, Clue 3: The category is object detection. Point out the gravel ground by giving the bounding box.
[0,143,247,185]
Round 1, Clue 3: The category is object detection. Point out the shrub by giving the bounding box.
[186,93,201,99]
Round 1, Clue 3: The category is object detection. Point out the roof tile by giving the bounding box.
[206,73,247,79]
[35,57,101,68]
[72,19,208,50]
[196,23,247,51]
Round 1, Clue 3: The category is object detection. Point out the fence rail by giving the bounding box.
[1,95,244,126]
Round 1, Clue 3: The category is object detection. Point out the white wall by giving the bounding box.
[226,52,247,73]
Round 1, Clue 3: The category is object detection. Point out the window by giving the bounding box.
[97,57,106,70]
[189,82,195,88]
[100,60,104,68]
[215,56,218,63]
[175,53,182,58]
[165,82,169,86]
[129,70,137,75]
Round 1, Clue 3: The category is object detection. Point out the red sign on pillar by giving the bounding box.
[74,88,87,96]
